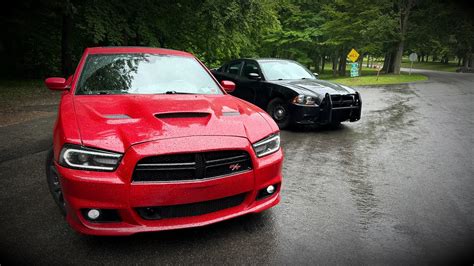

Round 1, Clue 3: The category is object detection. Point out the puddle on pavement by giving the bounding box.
[280,85,422,233]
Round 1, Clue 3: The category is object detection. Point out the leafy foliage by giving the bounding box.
[0,0,472,78]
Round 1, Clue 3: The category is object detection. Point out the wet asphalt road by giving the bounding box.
[1,70,473,264]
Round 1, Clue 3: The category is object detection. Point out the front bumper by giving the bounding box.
[289,92,362,125]
[57,136,283,236]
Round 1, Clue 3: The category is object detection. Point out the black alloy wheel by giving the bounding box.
[267,98,291,129]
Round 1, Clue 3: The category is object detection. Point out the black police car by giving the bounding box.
[212,58,362,129]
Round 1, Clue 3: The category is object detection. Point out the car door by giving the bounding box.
[236,60,268,106]
[222,60,253,103]
[217,60,242,83]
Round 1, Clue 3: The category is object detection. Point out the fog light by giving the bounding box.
[257,184,279,200]
[266,185,275,194]
[81,208,121,223]
[87,209,100,220]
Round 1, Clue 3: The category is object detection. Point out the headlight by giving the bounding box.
[292,95,317,106]
[252,133,280,158]
[59,144,122,171]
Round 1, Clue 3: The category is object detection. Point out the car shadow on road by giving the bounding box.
[78,211,279,258]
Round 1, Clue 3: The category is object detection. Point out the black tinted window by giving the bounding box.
[226,61,242,75]
[242,62,260,78]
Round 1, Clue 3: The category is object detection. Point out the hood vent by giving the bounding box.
[155,112,209,119]
[104,114,132,119]
[222,111,240,116]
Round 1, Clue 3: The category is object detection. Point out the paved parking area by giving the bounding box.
[1,70,473,264]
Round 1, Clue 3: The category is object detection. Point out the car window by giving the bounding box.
[259,60,315,81]
[226,61,242,75]
[242,62,260,78]
[75,53,222,95]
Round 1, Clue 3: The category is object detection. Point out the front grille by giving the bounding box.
[331,94,356,108]
[133,150,252,182]
[136,193,247,220]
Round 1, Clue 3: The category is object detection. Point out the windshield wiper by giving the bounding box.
[88,90,129,95]
[164,91,195,94]
[89,91,112,95]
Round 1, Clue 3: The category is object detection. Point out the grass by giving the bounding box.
[323,73,427,86]
[317,64,428,86]
[0,79,59,109]
[401,58,459,72]
[0,79,47,97]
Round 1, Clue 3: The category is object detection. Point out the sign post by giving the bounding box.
[375,64,382,81]
[347,49,360,77]
[408,52,418,75]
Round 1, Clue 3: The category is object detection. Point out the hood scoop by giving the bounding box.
[155,112,209,119]
[155,112,211,126]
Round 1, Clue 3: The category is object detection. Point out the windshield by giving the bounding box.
[260,60,315,81]
[76,54,222,95]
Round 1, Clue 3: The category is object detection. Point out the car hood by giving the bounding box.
[73,94,274,153]
[271,79,356,97]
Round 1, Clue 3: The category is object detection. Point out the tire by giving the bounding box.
[328,120,341,129]
[267,98,292,129]
[45,148,66,216]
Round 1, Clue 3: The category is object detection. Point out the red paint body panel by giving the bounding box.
[49,47,283,235]
[73,94,274,153]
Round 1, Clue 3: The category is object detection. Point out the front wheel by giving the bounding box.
[267,98,292,129]
[329,120,341,128]
[45,148,66,216]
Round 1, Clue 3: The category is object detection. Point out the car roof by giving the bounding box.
[255,58,295,63]
[223,58,295,66]
[86,46,194,57]
[229,58,296,64]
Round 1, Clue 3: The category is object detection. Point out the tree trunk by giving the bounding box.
[366,55,370,67]
[442,55,448,64]
[332,54,338,77]
[382,52,390,72]
[383,51,396,73]
[464,53,469,68]
[314,55,320,73]
[338,50,346,76]
[61,2,74,77]
[393,41,404,74]
[321,55,326,74]
[393,0,415,75]
[358,54,364,75]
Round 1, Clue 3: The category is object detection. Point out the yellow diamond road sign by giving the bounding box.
[347,49,360,62]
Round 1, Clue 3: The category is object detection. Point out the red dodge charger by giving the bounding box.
[44,47,283,236]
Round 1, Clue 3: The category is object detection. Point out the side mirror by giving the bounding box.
[248,72,261,80]
[220,80,235,93]
[45,77,69,91]
[313,72,319,78]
